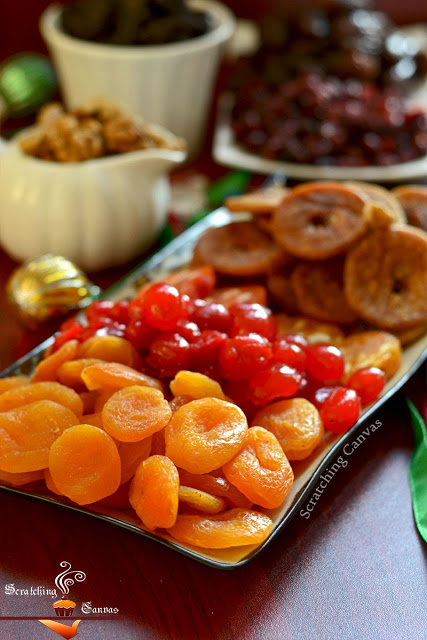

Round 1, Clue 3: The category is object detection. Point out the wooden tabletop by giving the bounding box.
[0,246,426,640]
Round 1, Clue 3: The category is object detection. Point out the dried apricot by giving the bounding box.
[81,362,163,392]
[117,436,152,484]
[223,426,294,509]
[275,314,344,346]
[178,486,226,514]
[79,391,98,414]
[341,330,402,380]
[0,469,44,487]
[167,508,273,548]
[0,377,29,394]
[49,424,121,505]
[0,382,83,417]
[252,398,324,461]
[273,182,368,260]
[78,335,137,367]
[165,398,248,474]
[345,225,427,330]
[129,455,179,530]
[57,359,103,389]
[178,469,252,508]
[94,391,115,413]
[81,412,103,429]
[44,468,62,495]
[170,371,225,401]
[194,221,282,277]
[0,400,79,472]
[291,260,358,325]
[102,385,172,442]
[169,395,193,413]
[151,428,166,456]
[32,340,79,382]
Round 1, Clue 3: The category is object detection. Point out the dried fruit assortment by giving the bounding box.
[0,180,425,552]
[20,99,185,162]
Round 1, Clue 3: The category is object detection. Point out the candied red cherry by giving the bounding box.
[250,363,302,405]
[306,344,345,382]
[146,333,191,377]
[112,300,130,324]
[86,300,116,323]
[52,322,84,351]
[311,386,341,410]
[190,330,228,365]
[175,319,201,343]
[141,282,188,330]
[279,333,309,350]
[95,323,126,338]
[347,367,386,405]
[230,303,277,340]
[191,300,232,333]
[273,338,307,372]
[219,334,272,381]
[125,317,158,350]
[320,388,361,434]
[224,380,257,420]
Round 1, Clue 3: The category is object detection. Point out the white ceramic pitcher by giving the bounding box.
[0,129,186,272]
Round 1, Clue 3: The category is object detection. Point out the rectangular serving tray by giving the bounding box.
[1,208,426,569]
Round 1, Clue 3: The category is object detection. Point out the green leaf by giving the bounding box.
[406,398,427,543]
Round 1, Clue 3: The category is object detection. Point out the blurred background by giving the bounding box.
[1,1,426,59]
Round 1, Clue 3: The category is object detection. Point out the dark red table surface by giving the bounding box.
[1,3,427,639]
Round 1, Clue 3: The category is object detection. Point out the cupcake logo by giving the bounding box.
[55,561,87,603]
[38,562,86,638]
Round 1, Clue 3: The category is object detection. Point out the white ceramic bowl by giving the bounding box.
[0,128,186,272]
[40,1,235,158]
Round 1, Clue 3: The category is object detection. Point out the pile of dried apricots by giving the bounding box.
[0,180,426,551]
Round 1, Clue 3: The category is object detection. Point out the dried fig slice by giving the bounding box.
[225,186,288,214]
[392,185,427,231]
[275,313,344,346]
[266,254,300,314]
[194,221,281,277]
[272,182,368,260]
[344,225,427,330]
[347,181,406,224]
[291,259,359,325]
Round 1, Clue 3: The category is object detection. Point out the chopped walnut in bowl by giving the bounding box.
[20,99,186,162]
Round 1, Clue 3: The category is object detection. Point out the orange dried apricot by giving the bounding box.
[49,424,121,505]
[165,398,248,474]
[341,330,402,380]
[178,469,252,508]
[0,382,83,417]
[78,335,137,367]
[0,400,79,472]
[0,377,29,394]
[57,359,103,390]
[252,398,324,461]
[81,412,103,429]
[32,340,79,382]
[129,455,179,530]
[151,428,166,456]
[102,385,172,442]
[79,391,98,414]
[81,362,163,392]
[117,436,152,484]
[170,371,225,401]
[169,395,193,413]
[44,468,62,495]
[0,468,44,487]
[223,426,294,509]
[167,508,273,548]
[178,486,226,514]
[94,391,116,413]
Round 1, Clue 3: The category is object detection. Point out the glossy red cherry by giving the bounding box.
[175,320,201,343]
[219,334,272,381]
[230,303,277,340]
[250,363,302,405]
[273,337,307,372]
[306,344,345,382]
[125,317,158,350]
[279,333,309,350]
[190,330,228,365]
[347,367,386,405]
[141,282,188,330]
[146,333,191,377]
[191,301,232,333]
[320,388,361,434]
